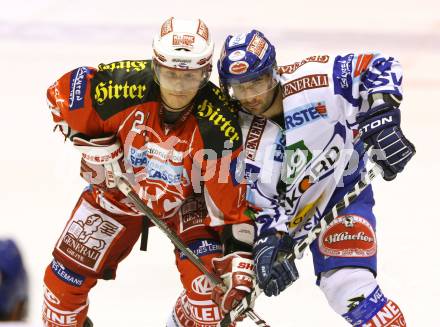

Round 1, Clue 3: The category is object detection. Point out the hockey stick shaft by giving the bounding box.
[116,178,270,327]
[222,163,382,324]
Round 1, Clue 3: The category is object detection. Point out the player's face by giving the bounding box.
[230,73,277,115]
[155,65,206,109]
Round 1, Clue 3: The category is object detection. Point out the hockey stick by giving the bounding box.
[116,178,271,327]
[221,163,383,326]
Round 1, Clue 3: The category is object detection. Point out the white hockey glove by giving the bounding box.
[211,252,255,314]
[73,135,124,189]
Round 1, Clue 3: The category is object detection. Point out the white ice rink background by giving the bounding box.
[1,0,439,326]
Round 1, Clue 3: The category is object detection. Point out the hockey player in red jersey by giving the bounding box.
[42,17,256,327]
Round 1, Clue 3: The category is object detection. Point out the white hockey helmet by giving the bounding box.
[152,17,214,70]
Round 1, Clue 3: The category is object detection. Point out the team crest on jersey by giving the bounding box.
[55,200,125,272]
[319,214,376,258]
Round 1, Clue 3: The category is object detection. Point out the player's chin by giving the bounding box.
[167,94,193,107]
[247,106,266,116]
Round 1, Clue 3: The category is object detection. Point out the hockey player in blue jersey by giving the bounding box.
[218,30,415,326]
[0,239,28,322]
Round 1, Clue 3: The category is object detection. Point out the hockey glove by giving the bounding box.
[211,252,255,313]
[357,100,415,181]
[73,135,125,189]
[253,232,299,297]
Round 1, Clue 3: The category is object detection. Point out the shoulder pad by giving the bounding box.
[193,82,242,155]
[91,60,159,120]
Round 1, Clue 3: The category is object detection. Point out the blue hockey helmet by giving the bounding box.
[218,30,277,88]
[0,239,28,320]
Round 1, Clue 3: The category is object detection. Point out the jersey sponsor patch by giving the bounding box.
[42,298,79,326]
[284,122,345,217]
[364,300,406,326]
[129,147,190,185]
[191,275,215,295]
[342,287,405,327]
[50,259,85,287]
[343,286,388,326]
[245,115,267,160]
[144,142,185,163]
[69,67,89,110]
[288,196,321,231]
[179,194,208,233]
[195,86,241,152]
[174,293,222,325]
[319,214,376,258]
[282,74,329,98]
[179,239,222,260]
[361,56,402,91]
[283,140,313,183]
[55,200,125,273]
[91,60,153,121]
[98,60,147,73]
[284,101,328,131]
[333,53,359,106]
[278,55,329,75]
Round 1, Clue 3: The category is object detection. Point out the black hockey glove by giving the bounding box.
[357,101,415,181]
[253,232,299,297]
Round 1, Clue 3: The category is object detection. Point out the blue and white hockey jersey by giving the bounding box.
[256,52,403,239]
[238,110,288,235]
